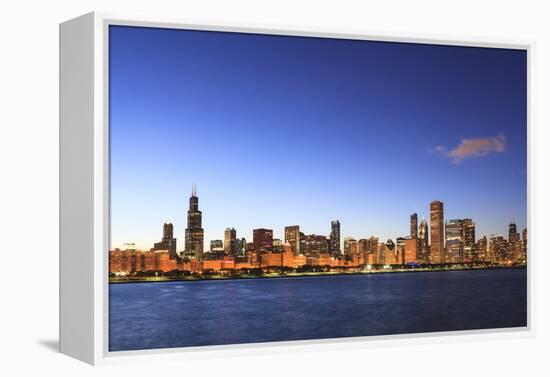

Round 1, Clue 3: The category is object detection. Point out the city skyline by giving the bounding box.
[112,187,526,261]
[109,26,527,250]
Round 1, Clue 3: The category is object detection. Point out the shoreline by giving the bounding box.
[109,264,526,284]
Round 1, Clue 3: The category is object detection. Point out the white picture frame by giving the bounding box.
[59,11,535,365]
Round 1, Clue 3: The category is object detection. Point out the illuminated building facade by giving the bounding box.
[253,228,273,252]
[153,222,177,259]
[184,184,204,259]
[430,200,445,263]
[284,225,301,255]
[418,218,429,263]
[445,219,464,263]
[329,220,341,256]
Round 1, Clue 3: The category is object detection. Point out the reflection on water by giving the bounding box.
[109,268,527,351]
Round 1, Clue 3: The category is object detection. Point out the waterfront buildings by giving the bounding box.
[430,201,445,263]
[109,194,527,277]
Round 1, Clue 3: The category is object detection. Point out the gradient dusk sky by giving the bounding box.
[109,25,527,250]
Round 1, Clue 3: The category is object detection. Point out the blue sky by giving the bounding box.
[109,25,527,250]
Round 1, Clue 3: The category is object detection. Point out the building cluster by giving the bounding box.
[109,189,527,276]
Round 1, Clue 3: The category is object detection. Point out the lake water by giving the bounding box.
[109,268,527,351]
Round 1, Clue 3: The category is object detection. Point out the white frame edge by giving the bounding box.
[59,11,536,365]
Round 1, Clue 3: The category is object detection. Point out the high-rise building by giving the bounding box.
[410,213,418,239]
[396,237,406,264]
[463,219,476,262]
[522,228,528,260]
[430,201,445,263]
[508,223,521,261]
[344,237,358,256]
[238,237,247,257]
[153,222,177,259]
[329,220,341,255]
[184,184,204,259]
[476,236,488,262]
[273,238,284,253]
[284,225,301,255]
[418,218,429,263]
[253,228,273,252]
[404,237,418,264]
[303,234,329,254]
[445,219,464,263]
[509,223,520,243]
[489,235,508,263]
[224,227,237,255]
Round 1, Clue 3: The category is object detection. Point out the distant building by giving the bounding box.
[410,213,418,239]
[224,227,237,255]
[430,201,445,263]
[507,223,522,262]
[184,184,204,259]
[404,237,418,264]
[489,236,508,263]
[273,238,284,253]
[153,222,177,259]
[210,239,223,253]
[522,228,528,261]
[418,218,429,262]
[303,234,329,254]
[329,220,341,255]
[284,225,301,255]
[396,237,406,265]
[463,219,476,262]
[253,228,273,252]
[344,237,358,256]
[445,219,464,263]
[476,236,488,262]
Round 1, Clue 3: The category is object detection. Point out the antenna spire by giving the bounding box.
[192,183,197,197]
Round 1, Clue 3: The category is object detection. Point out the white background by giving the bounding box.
[1,0,548,375]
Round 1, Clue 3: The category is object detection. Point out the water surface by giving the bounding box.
[109,268,527,351]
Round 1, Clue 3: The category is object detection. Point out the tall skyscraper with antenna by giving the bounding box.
[185,184,204,259]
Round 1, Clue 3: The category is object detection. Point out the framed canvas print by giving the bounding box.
[60,12,533,365]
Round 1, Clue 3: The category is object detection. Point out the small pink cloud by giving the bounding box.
[446,134,506,164]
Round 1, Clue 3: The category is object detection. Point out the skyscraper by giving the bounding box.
[445,219,464,263]
[184,184,204,259]
[508,223,521,261]
[224,227,237,255]
[463,219,476,261]
[284,225,301,255]
[329,220,341,256]
[522,228,528,260]
[253,228,273,252]
[509,223,520,242]
[430,201,444,264]
[153,222,177,259]
[410,213,418,239]
[418,218,429,262]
